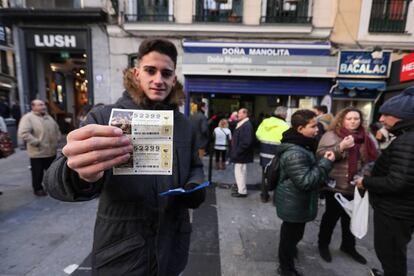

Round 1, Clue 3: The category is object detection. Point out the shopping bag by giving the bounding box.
[334,192,353,217]
[350,186,369,239]
[334,186,369,239]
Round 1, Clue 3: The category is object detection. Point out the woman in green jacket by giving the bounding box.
[275,109,335,276]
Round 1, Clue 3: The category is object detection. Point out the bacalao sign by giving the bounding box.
[26,30,87,50]
[337,50,392,79]
[400,53,414,82]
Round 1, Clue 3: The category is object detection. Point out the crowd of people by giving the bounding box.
[190,88,413,276]
[1,37,413,276]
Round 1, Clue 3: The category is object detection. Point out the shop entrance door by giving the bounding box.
[27,50,89,133]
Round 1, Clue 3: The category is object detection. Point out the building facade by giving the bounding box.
[3,0,413,128]
[330,0,414,121]
[0,0,111,132]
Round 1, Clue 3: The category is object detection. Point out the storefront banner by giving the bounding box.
[183,41,332,56]
[25,30,88,50]
[400,53,414,82]
[337,51,392,78]
[183,54,337,78]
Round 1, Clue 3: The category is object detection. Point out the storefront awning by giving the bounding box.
[337,80,386,91]
[185,77,332,96]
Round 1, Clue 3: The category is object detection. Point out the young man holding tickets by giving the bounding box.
[45,38,206,276]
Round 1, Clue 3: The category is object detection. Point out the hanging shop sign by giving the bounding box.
[182,41,337,78]
[337,50,392,79]
[400,53,414,83]
[25,30,88,50]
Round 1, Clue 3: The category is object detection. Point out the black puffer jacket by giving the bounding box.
[363,120,414,221]
[44,91,205,276]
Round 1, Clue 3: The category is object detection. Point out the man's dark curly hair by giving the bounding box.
[137,38,177,67]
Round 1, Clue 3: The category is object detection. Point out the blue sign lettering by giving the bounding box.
[338,51,391,78]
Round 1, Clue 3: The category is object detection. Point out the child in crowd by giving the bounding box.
[274,109,335,276]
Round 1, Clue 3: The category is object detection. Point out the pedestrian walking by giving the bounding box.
[317,107,377,264]
[190,102,209,158]
[17,99,61,196]
[256,106,289,202]
[213,118,231,170]
[355,87,414,276]
[275,109,335,276]
[230,108,255,198]
[44,38,206,276]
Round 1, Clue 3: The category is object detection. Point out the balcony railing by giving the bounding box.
[261,0,311,24]
[194,0,243,23]
[193,13,242,23]
[261,15,311,24]
[124,14,174,22]
[369,0,410,33]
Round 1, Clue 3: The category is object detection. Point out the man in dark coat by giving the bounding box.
[356,87,414,276]
[44,38,206,276]
[230,108,254,197]
[189,102,209,158]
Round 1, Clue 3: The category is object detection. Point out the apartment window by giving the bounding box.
[125,0,174,22]
[261,0,311,23]
[369,0,411,33]
[194,0,243,23]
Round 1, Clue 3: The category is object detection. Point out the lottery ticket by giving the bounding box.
[109,108,173,175]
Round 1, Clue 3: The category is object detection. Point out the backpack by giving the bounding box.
[264,151,282,191]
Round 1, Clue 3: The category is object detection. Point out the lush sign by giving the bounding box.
[338,51,391,78]
[26,30,88,50]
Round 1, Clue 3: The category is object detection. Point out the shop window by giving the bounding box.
[125,0,174,22]
[261,0,312,24]
[194,0,243,23]
[369,0,411,33]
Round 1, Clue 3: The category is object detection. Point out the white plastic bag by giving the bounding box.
[350,186,369,239]
[334,192,353,217]
[334,186,369,239]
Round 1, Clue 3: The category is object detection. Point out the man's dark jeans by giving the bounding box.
[30,156,55,192]
[374,210,414,276]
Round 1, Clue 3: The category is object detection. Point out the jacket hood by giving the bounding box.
[278,143,299,154]
[262,117,287,131]
[116,91,178,111]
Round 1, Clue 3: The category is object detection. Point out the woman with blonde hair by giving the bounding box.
[213,118,232,170]
[317,107,377,264]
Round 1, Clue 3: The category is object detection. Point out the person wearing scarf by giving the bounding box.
[317,107,378,265]
[275,109,335,276]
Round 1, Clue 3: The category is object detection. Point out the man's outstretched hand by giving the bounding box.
[62,124,133,182]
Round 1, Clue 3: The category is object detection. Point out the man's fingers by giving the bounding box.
[67,124,123,142]
[63,136,131,157]
[76,153,131,180]
[67,145,133,169]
